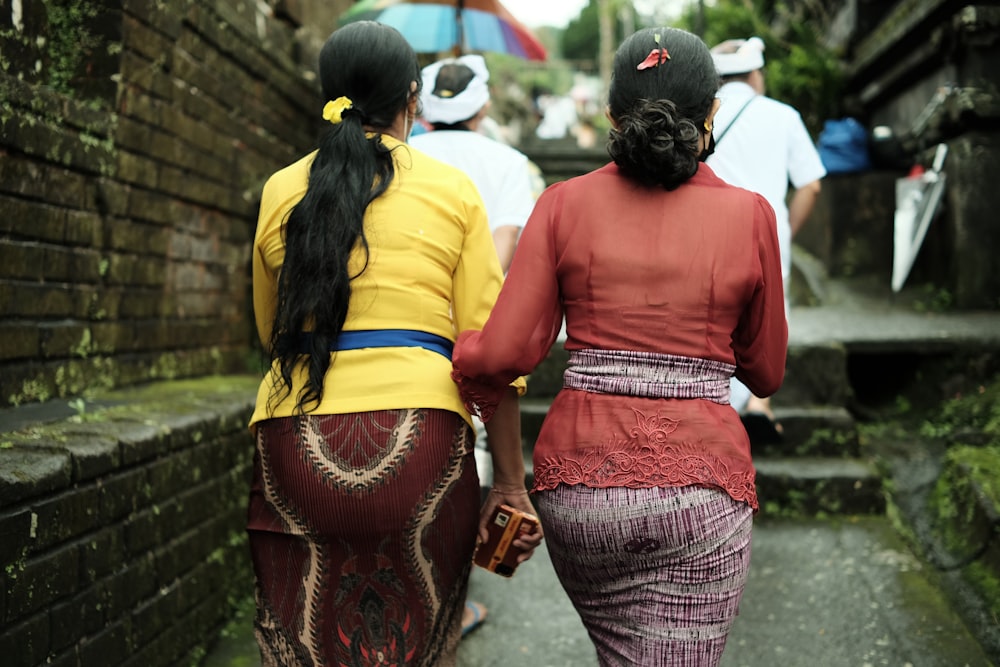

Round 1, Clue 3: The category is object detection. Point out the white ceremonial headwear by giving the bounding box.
[711,36,765,76]
[420,54,490,125]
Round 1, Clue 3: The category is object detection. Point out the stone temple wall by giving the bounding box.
[0,377,258,667]
[0,1,336,665]
[0,0,320,409]
[807,1,1000,309]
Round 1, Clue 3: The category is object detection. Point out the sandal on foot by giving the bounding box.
[741,411,783,446]
[461,600,488,637]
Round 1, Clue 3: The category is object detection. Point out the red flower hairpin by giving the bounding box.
[637,33,670,70]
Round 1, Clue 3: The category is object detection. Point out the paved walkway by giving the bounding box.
[205,516,995,666]
[458,517,994,667]
[204,283,1000,666]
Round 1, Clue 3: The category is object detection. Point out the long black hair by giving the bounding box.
[607,27,719,190]
[268,21,422,414]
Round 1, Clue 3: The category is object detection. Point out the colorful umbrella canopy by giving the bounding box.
[339,0,547,61]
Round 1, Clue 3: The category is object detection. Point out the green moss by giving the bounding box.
[42,0,102,96]
[9,378,53,406]
[923,380,1000,441]
[946,446,1000,512]
[857,420,909,444]
[912,283,955,313]
[964,561,1000,623]
[187,646,207,667]
[928,445,1000,565]
[3,549,29,581]
[796,426,857,456]
[884,494,919,548]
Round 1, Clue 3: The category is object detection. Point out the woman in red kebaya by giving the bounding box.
[451,27,786,667]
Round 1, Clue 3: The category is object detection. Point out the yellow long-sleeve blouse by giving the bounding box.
[249,135,510,429]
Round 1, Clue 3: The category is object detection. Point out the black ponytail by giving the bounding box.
[607,28,719,190]
[267,22,421,414]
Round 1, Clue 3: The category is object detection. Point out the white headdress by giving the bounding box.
[420,54,490,125]
[711,37,765,76]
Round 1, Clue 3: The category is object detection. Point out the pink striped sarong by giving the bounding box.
[534,485,752,666]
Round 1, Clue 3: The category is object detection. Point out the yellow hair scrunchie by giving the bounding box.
[322,96,354,124]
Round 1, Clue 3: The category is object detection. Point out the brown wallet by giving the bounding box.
[473,504,539,577]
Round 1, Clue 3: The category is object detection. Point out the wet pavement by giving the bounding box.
[205,516,995,666]
[203,284,1000,666]
[458,516,994,667]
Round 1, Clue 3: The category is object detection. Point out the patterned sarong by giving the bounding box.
[247,409,478,667]
[535,484,753,666]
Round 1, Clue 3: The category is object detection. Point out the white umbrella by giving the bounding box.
[892,143,948,292]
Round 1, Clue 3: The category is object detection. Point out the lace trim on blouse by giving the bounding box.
[533,349,757,509]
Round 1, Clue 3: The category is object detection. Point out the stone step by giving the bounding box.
[754,456,885,516]
[525,341,855,409]
[777,341,852,408]
[754,405,860,458]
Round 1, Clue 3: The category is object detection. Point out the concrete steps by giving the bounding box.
[504,271,1000,518]
[514,337,886,515]
[754,457,883,515]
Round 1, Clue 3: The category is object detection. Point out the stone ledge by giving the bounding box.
[0,375,258,507]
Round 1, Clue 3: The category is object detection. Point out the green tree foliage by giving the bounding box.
[561,0,632,67]
[676,0,843,136]
[483,53,575,121]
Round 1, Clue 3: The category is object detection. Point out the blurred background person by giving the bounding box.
[706,36,826,444]
[410,54,536,272]
[410,53,541,636]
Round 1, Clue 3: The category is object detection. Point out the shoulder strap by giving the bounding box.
[714,96,757,146]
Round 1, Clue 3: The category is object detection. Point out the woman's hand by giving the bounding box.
[477,387,542,562]
[479,486,544,563]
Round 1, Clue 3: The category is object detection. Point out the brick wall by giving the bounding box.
[0,0,321,408]
[0,376,258,667]
[0,0,342,664]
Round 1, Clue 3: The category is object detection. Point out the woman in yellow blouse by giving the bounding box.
[247,22,539,667]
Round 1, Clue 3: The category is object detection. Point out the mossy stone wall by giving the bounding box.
[0,1,331,665]
[0,0,321,408]
[0,376,259,667]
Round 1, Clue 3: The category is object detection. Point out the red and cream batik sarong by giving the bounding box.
[247,408,479,667]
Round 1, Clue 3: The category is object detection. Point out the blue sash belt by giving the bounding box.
[301,329,454,360]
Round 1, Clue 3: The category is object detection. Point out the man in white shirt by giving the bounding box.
[706,37,827,443]
[410,55,535,272]
[409,54,538,638]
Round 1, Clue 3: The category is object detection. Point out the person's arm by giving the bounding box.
[788,179,821,238]
[488,153,534,273]
[785,109,826,239]
[479,387,543,558]
[733,195,788,397]
[451,183,564,420]
[492,225,520,273]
